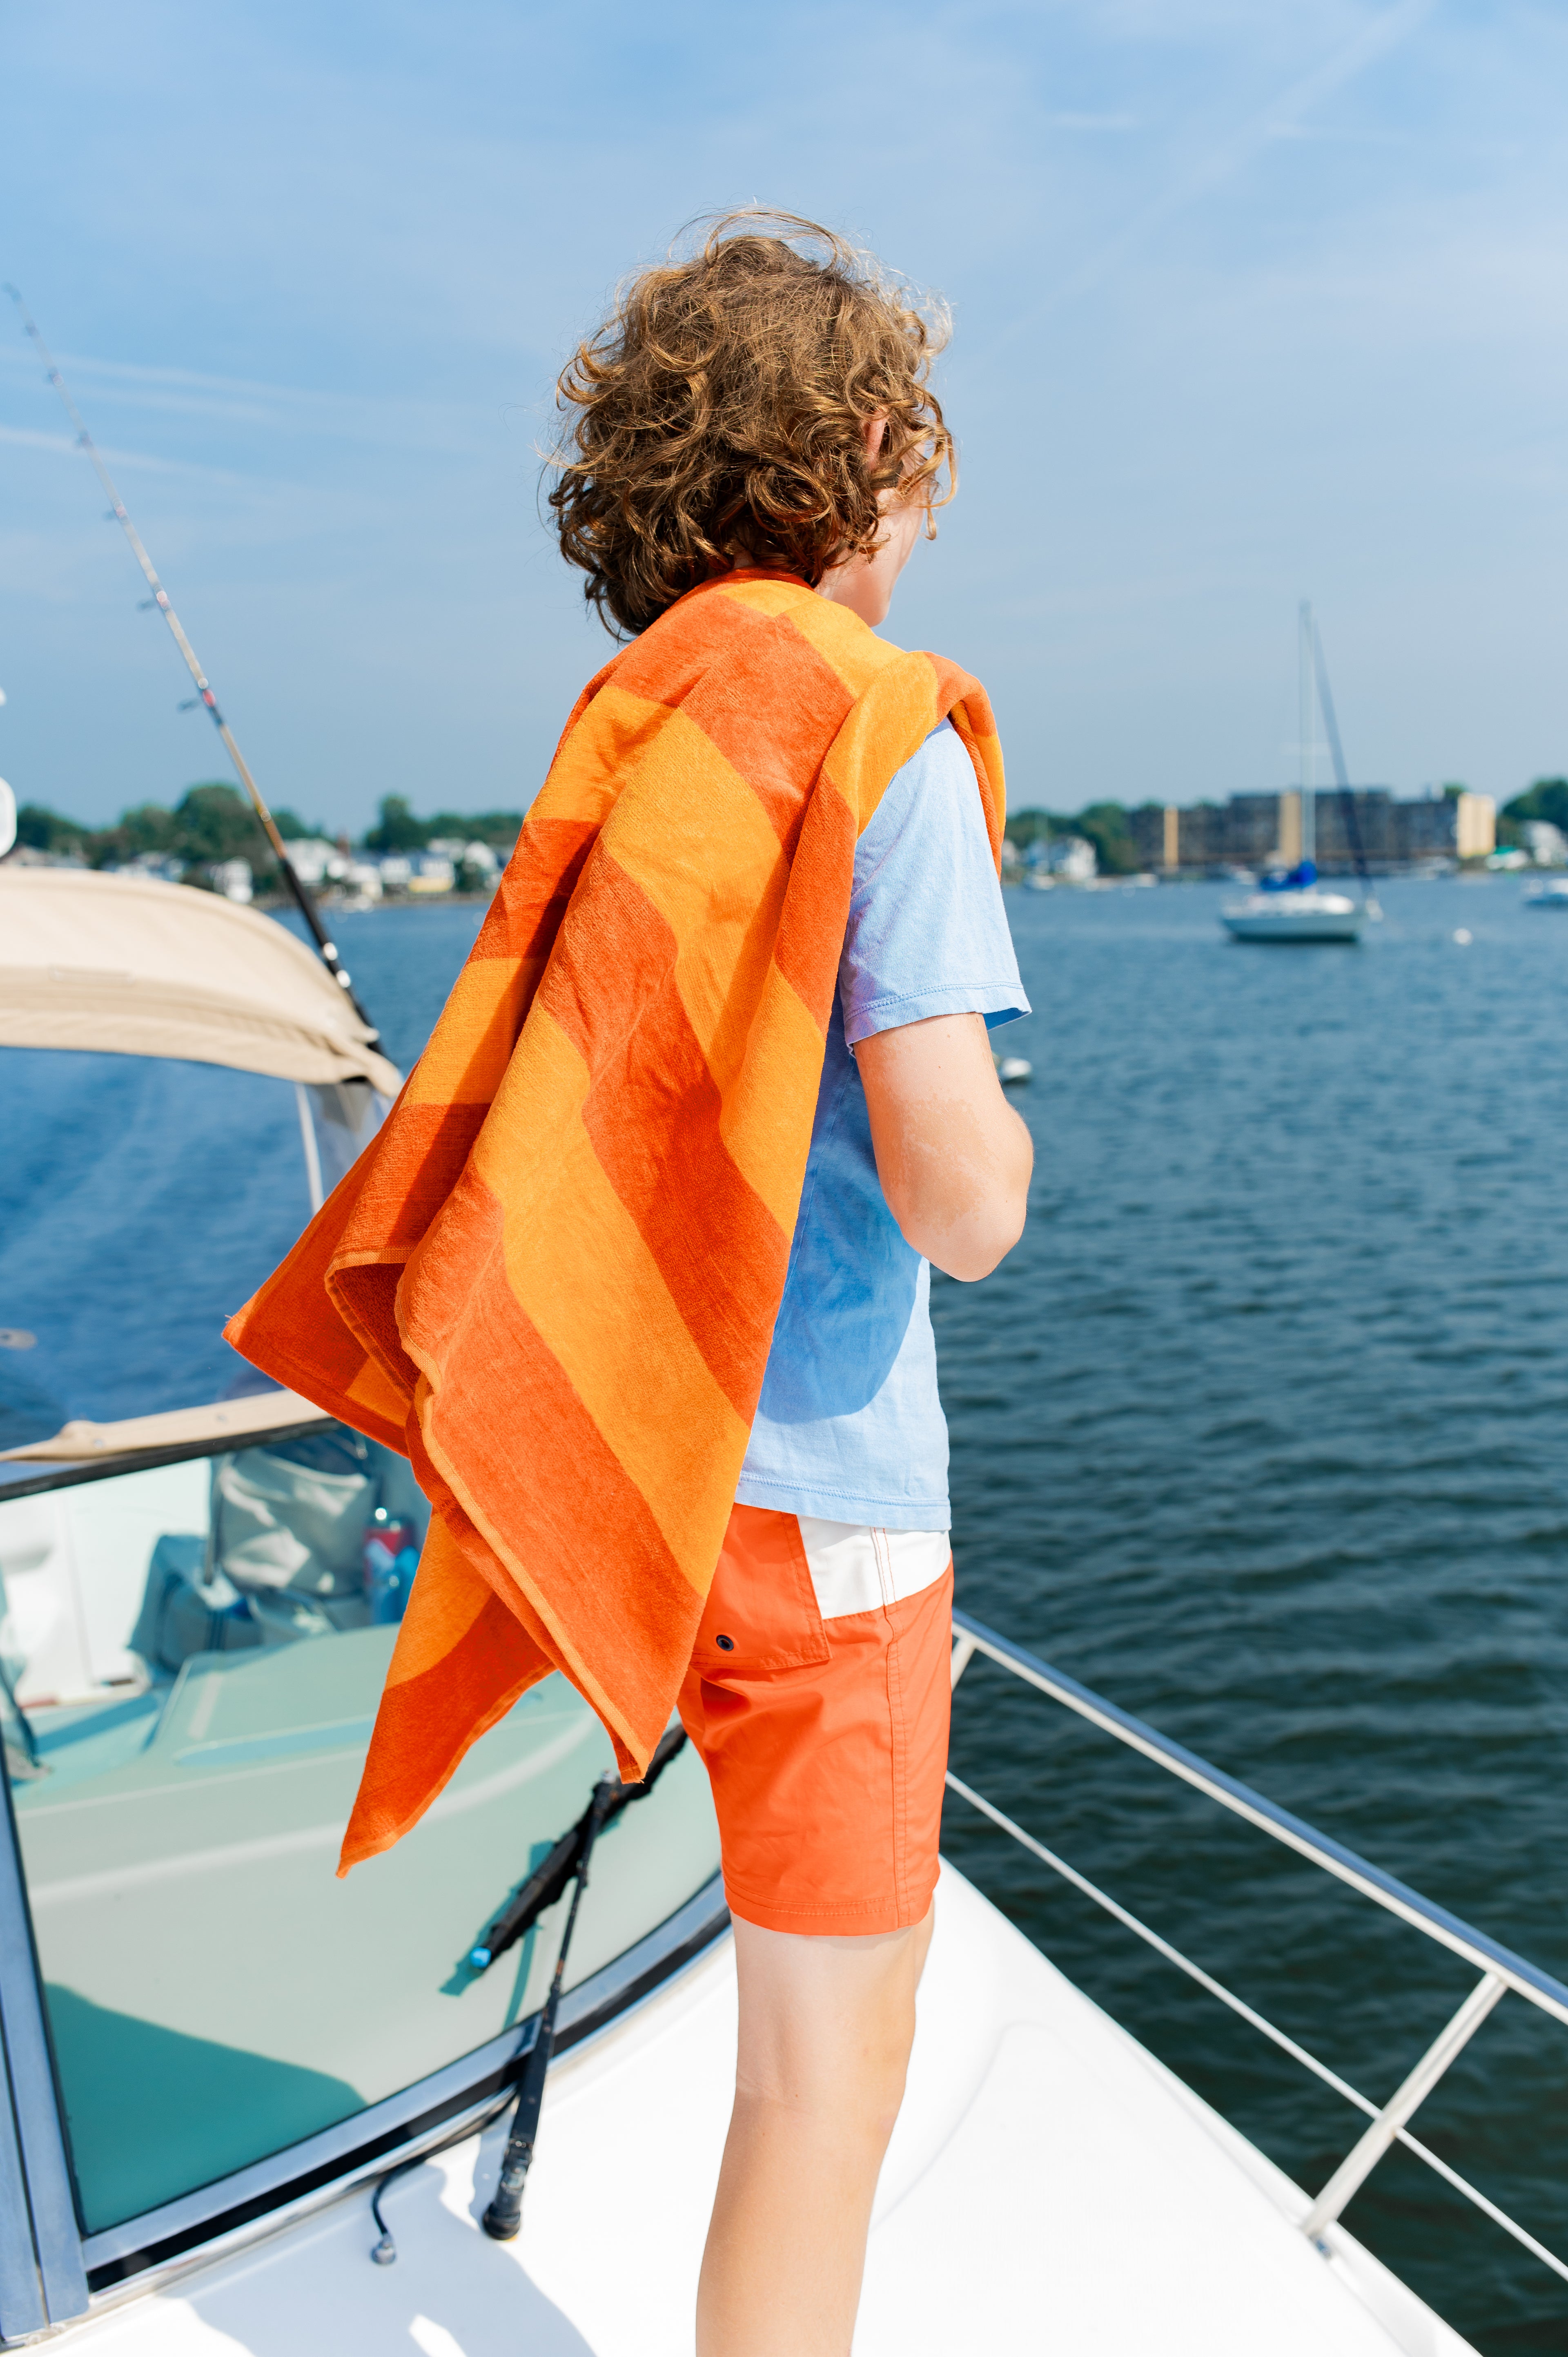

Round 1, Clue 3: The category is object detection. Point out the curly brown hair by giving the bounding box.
[546,210,955,637]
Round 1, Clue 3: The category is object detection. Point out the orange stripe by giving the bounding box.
[224,1128,399,1431]
[608,576,780,712]
[379,1512,495,1684]
[532,687,678,817]
[941,689,1006,863]
[770,776,858,1033]
[340,1586,547,1869]
[341,1100,489,1250]
[539,849,794,1422]
[676,613,855,851]
[467,1008,751,1579]
[399,1423,644,1783]
[764,588,909,702]
[403,959,540,1108]
[486,814,601,962]
[821,652,945,838]
[711,964,827,1226]
[588,710,813,1229]
[400,1180,710,1751]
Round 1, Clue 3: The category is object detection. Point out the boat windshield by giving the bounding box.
[0,1428,719,2250]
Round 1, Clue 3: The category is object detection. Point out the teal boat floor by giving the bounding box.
[27,1690,165,1792]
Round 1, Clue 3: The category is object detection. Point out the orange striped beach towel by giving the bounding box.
[225,571,1004,1871]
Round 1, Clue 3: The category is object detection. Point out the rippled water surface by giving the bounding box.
[4,880,1567,2348]
[939,876,1568,2354]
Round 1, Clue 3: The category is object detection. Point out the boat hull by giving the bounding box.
[1222,904,1364,943]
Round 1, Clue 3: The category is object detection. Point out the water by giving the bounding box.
[0,904,489,1440]
[939,876,1568,2353]
[4,880,1567,2347]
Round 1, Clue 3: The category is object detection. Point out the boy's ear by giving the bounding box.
[863,415,888,464]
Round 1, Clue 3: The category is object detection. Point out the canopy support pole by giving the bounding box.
[294,1084,325,1213]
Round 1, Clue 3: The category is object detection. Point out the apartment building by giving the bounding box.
[1129,789,1494,874]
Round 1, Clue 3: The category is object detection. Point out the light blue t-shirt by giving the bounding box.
[735,721,1030,1529]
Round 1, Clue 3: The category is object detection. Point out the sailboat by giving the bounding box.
[1223,604,1371,944]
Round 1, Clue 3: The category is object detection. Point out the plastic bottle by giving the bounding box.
[362,1509,419,1624]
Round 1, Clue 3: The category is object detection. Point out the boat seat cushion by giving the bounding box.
[130,1533,262,1673]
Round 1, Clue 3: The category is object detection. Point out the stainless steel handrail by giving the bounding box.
[945,1765,1568,2287]
[948,1608,1568,2283]
[950,1610,1568,2026]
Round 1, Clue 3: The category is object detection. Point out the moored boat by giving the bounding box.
[1222,605,1374,945]
[1221,872,1365,942]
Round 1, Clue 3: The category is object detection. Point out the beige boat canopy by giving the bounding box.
[0,865,400,1096]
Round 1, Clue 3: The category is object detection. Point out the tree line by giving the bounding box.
[13,788,526,890]
[15,776,1567,892]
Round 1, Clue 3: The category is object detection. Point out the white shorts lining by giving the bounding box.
[795,1517,952,1621]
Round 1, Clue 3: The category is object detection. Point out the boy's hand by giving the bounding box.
[856,1014,1033,1281]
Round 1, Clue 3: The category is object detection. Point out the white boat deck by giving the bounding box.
[66,1865,1475,2356]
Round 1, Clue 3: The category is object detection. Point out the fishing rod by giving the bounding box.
[4,285,381,1048]
[362,1724,689,2265]
[480,1773,616,2243]
[468,1723,688,1976]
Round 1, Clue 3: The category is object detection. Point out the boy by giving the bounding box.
[229,211,1031,2357]
[546,213,1033,2353]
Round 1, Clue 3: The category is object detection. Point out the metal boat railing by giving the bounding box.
[947,1608,1568,2286]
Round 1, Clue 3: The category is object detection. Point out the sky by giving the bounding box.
[0,0,1563,831]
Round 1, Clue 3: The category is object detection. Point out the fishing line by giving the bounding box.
[3,286,381,1046]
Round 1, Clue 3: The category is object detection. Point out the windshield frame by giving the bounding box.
[0,1764,87,2335]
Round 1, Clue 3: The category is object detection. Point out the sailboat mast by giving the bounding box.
[1299,599,1316,869]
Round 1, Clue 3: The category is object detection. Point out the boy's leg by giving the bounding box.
[697,1907,936,2357]
[680,1509,953,2351]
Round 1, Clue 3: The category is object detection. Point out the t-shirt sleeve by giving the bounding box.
[838,718,1031,1047]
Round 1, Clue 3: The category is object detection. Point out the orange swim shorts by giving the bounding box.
[677,1503,954,1937]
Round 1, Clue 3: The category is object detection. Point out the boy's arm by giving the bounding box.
[857,1013,1033,1282]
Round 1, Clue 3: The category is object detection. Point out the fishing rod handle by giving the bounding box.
[479,1953,569,2240]
[481,2130,538,2241]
